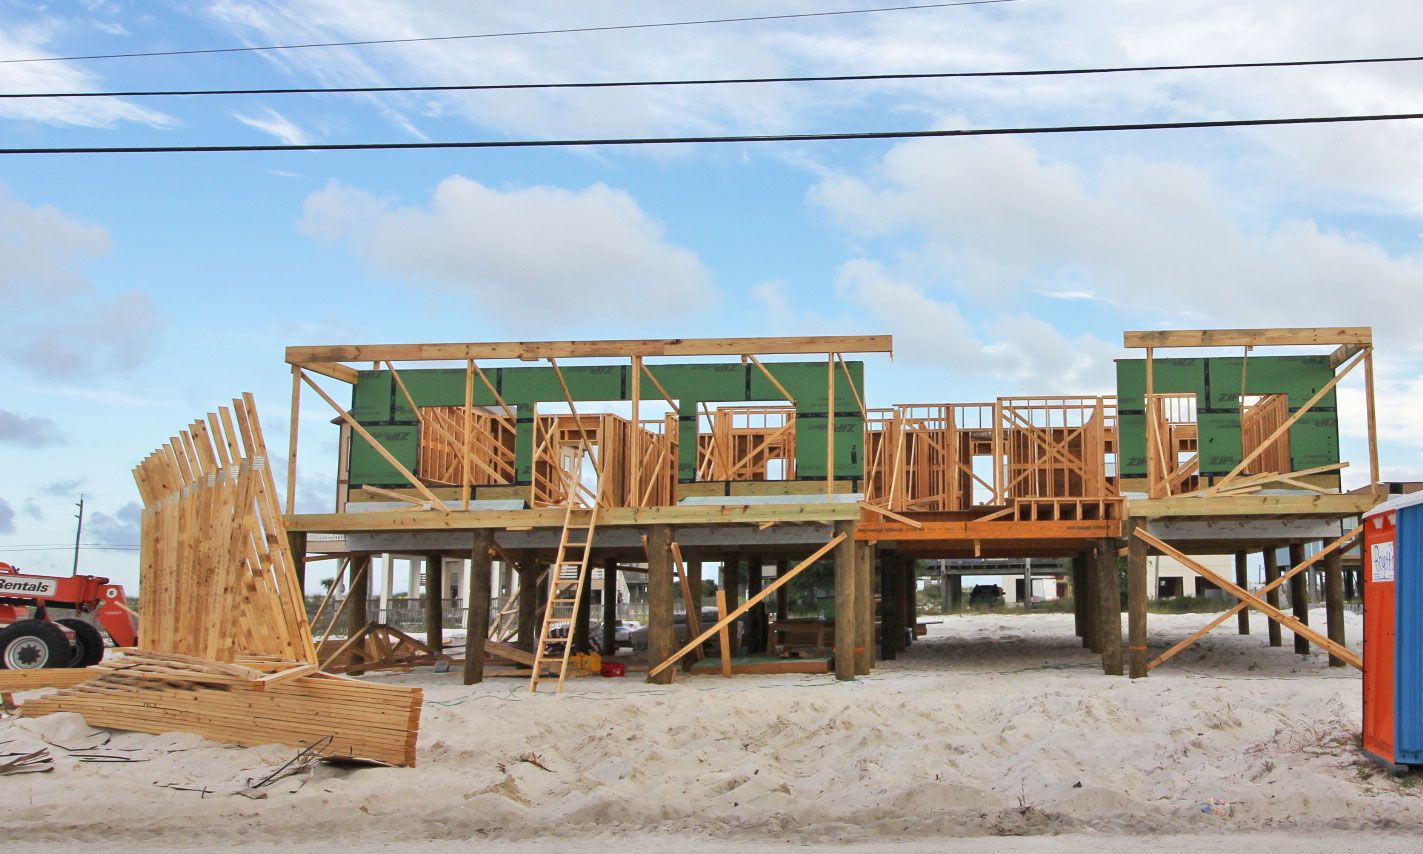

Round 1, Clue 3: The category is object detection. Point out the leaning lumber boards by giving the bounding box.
[21,653,421,767]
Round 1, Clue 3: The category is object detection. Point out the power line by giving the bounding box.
[9,53,1423,100]
[4,110,1422,155]
[0,1,1018,65]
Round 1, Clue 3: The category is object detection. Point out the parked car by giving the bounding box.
[628,607,719,651]
[969,584,1006,607]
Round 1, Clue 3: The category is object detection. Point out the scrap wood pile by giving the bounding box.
[18,395,422,767]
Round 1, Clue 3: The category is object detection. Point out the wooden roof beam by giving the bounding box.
[1123,327,1371,349]
[286,335,893,366]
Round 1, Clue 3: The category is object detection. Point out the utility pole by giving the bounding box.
[71,494,85,576]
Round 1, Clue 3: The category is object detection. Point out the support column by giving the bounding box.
[1126,524,1148,679]
[1022,559,1033,611]
[774,559,789,621]
[948,574,962,611]
[1325,549,1346,667]
[463,530,493,685]
[879,550,898,661]
[746,556,766,654]
[424,552,444,655]
[601,556,618,656]
[1071,554,1087,640]
[683,557,703,672]
[515,557,540,653]
[287,531,307,593]
[1289,542,1310,655]
[1234,551,1251,635]
[1082,549,1101,652]
[1344,565,1357,600]
[1264,547,1283,647]
[902,557,917,647]
[855,541,873,675]
[723,558,741,654]
[572,554,594,654]
[833,521,858,681]
[646,525,676,685]
[1097,539,1123,676]
[347,554,371,676]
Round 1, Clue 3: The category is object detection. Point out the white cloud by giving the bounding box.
[0,185,164,378]
[299,176,714,331]
[810,136,1423,344]
[833,259,1118,390]
[0,24,171,128]
[234,108,312,145]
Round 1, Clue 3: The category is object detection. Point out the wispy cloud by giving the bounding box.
[233,108,311,145]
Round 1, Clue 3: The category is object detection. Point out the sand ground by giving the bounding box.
[3,608,1419,851]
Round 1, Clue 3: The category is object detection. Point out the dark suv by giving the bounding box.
[968,584,1006,607]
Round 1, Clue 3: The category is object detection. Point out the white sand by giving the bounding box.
[3,608,1420,852]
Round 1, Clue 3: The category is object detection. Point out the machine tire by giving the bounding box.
[0,620,72,670]
[58,618,105,667]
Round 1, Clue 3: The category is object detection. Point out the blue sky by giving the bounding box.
[3,0,1422,590]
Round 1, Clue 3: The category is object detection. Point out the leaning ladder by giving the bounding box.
[530,443,603,693]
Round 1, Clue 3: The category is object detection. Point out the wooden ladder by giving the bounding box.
[530,443,603,693]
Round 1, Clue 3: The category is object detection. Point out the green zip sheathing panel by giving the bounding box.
[346,360,865,488]
[1116,355,1340,479]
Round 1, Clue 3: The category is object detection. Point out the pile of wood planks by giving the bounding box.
[22,651,421,766]
[19,396,424,767]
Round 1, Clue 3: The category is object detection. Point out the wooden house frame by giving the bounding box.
[271,327,1385,688]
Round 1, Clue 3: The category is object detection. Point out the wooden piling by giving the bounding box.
[601,556,618,656]
[1083,549,1101,652]
[424,552,444,657]
[746,556,766,654]
[572,551,594,653]
[463,529,492,685]
[948,574,962,611]
[1324,549,1346,667]
[515,557,540,653]
[1071,554,1087,640]
[347,554,370,676]
[287,531,307,592]
[879,550,898,661]
[855,541,873,675]
[1234,551,1251,635]
[1264,547,1283,647]
[1126,524,1148,679]
[1289,542,1310,655]
[774,558,789,622]
[646,525,676,685]
[833,521,858,681]
[1097,539,1123,676]
[723,558,741,654]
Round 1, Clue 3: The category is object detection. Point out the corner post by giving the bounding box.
[463,529,493,685]
[1324,549,1346,667]
[347,553,371,676]
[855,540,873,675]
[1126,523,1148,678]
[833,520,858,681]
[601,556,619,656]
[646,525,676,685]
[1097,538,1123,676]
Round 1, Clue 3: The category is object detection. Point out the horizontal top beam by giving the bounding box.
[287,335,894,368]
[1123,327,1371,349]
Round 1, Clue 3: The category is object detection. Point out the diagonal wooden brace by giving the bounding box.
[647,533,846,679]
[1134,528,1362,670]
[1147,525,1364,671]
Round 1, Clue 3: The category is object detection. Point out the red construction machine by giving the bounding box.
[0,561,137,669]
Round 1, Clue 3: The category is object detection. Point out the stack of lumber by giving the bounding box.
[22,651,421,767]
[19,396,424,767]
